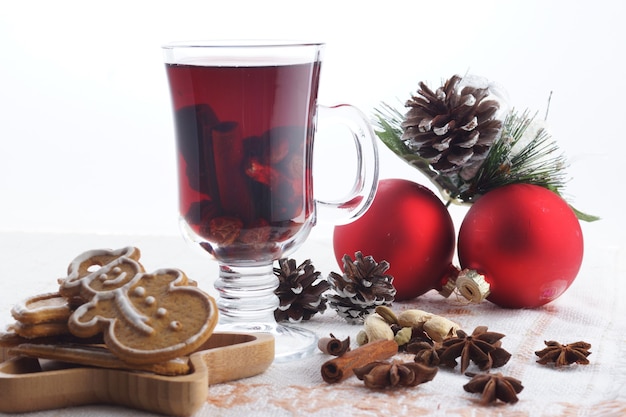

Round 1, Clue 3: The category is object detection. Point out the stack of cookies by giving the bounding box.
[0,246,218,375]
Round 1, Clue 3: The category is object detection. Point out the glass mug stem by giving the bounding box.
[215,264,278,326]
[163,40,378,361]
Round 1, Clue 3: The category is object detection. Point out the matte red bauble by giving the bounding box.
[457,184,584,308]
[333,178,455,301]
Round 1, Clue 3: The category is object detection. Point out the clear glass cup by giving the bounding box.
[162,40,378,361]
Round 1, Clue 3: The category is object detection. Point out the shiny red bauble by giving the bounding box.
[333,178,455,301]
[457,183,584,308]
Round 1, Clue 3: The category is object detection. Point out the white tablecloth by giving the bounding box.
[1,228,624,417]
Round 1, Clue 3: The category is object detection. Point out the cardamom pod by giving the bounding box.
[363,313,395,343]
[397,309,432,328]
[394,327,413,346]
[356,330,369,346]
[423,315,460,342]
[375,305,398,324]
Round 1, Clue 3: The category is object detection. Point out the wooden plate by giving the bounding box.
[0,332,274,416]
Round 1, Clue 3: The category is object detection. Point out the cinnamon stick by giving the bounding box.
[321,339,398,384]
[317,334,350,356]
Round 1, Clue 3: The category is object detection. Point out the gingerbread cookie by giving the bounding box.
[11,343,190,376]
[11,292,72,325]
[0,326,103,348]
[9,321,69,339]
[60,247,145,302]
[6,292,76,339]
[60,247,218,364]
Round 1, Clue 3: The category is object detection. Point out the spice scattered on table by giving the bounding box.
[317,333,350,356]
[437,326,511,373]
[321,339,398,384]
[535,340,592,367]
[407,339,441,367]
[463,372,524,405]
[353,359,438,389]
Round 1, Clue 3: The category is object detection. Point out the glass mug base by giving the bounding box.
[216,322,318,363]
[213,261,318,362]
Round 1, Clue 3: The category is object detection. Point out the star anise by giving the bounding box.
[407,339,441,367]
[463,372,524,405]
[437,326,511,373]
[535,340,592,367]
[353,359,438,389]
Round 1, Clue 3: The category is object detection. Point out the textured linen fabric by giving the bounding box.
[0,230,624,417]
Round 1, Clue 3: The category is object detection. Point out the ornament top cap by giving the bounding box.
[456,269,490,303]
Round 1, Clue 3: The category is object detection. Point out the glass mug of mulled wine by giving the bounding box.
[163,41,378,361]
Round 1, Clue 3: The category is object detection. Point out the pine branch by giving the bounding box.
[568,205,600,222]
[462,110,568,201]
[372,102,598,221]
[372,103,407,155]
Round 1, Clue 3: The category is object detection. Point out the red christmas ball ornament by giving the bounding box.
[333,178,456,301]
[457,183,584,308]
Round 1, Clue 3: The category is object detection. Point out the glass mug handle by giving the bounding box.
[315,104,380,224]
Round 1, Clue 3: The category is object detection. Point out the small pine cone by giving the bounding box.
[327,252,396,324]
[401,74,503,181]
[274,258,330,322]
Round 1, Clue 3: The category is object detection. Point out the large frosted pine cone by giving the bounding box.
[401,75,503,181]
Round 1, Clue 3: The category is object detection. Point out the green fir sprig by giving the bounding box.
[374,103,598,222]
[459,109,566,201]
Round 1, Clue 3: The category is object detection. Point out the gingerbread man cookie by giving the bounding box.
[60,246,145,301]
[60,247,218,364]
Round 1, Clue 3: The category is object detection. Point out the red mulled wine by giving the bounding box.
[166,62,320,258]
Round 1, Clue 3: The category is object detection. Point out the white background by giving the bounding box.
[1,0,623,248]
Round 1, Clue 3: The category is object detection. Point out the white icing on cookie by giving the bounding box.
[102,270,128,287]
[133,286,146,297]
[113,288,154,335]
[64,247,140,291]
[11,292,71,321]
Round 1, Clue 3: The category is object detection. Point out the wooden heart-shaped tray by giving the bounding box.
[0,332,274,416]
